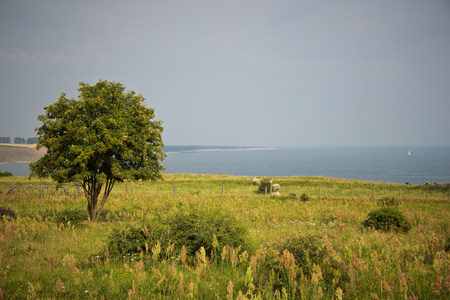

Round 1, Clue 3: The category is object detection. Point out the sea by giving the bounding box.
[1,145,450,185]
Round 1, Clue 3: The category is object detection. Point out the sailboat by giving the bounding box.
[408,150,411,156]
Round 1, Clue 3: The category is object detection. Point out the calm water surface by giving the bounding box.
[2,146,449,185]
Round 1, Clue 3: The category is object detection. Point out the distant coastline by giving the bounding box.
[164,145,275,154]
[0,143,45,164]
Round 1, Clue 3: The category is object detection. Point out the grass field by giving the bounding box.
[1,174,449,299]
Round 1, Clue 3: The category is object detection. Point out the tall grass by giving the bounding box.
[1,175,449,299]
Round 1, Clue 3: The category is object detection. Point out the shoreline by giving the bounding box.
[0,161,33,165]
[165,147,276,154]
[0,143,38,148]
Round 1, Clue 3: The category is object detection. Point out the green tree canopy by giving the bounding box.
[30,80,165,221]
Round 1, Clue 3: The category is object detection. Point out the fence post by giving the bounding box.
[270,184,273,196]
[265,187,267,195]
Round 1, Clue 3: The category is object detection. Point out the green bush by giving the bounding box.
[258,178,272,193]
[279,236,327,277]
[278,235,350,293]
[0,169,13,177]
[300,193,309,202]
[105,209,250,260]
[107,226,148,257]
[163,210,249,257]
[362,207,411,232]
[55,208,88,225]
[0,206,16,219]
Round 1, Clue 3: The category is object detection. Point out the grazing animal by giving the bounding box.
[252,178,261,186]
[424,181,430,186]
[272,184,280,192]
[434,182,450,187]
[271,192,281,198]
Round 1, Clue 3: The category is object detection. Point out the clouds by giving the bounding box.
[1,0,449,146]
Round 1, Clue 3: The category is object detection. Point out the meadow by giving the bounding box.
[1,174,449,299]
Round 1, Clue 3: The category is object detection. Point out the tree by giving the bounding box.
[27,137,38,144]
[30,80,166,221]
[14,137,25,144]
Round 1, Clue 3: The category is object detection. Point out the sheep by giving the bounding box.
[424,181,430,186]
[252,178,261,186]
[272,184,280,192]
[434,182,450,187]
[287,193,299,200]
[271,192,281,198]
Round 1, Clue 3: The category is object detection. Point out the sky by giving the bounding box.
[1,0,450,147]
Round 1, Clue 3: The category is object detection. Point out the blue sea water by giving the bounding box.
[2,145,450,185]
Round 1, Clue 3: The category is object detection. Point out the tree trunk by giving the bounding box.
[94,178,115,222]
[83,176,103,221]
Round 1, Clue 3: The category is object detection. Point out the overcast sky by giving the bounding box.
[1,0,449,147]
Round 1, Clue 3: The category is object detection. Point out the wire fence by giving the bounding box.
[5,181,450,201]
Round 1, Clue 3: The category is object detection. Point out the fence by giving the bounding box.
[170,184,450,201]
[5,181,450,201]
[6,182,136,197]
[7,182,82,197]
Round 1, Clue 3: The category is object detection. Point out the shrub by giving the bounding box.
[163,210,249,257]
[279,236,327,277]
[258,178,272,193]
[300,193,309,202]
[0,169,13,177]
[251,247,285,292]
[362,207,411,232]
[0,206,16,219]
[105,209,250,260]
[278,235,350,293]
[107,226,148,257]
[55,208,88,225]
